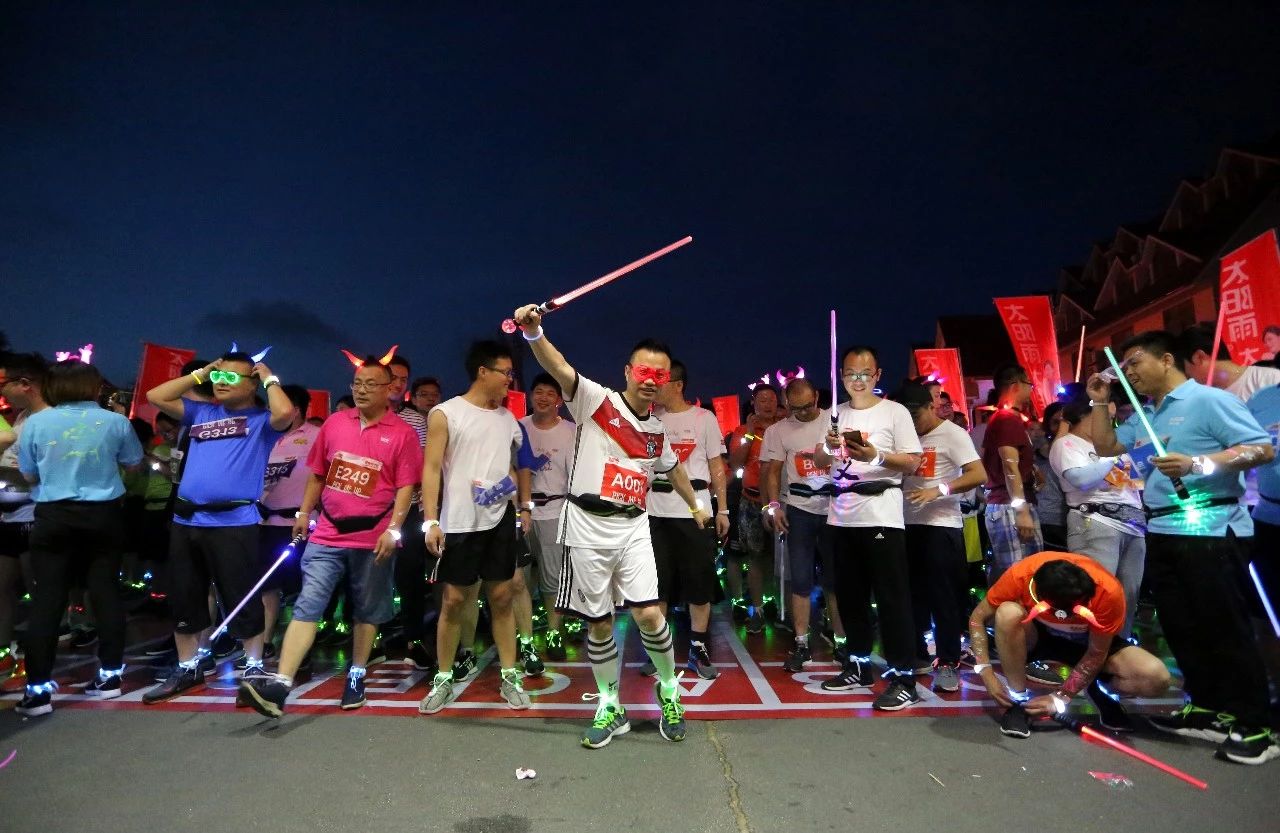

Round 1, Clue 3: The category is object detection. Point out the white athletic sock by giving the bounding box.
[639,621,676,689]
[586,633,620,704]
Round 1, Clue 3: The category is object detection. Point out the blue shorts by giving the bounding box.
[783,505,834,597]
[293,542,396,625]
[984,503,1043,584]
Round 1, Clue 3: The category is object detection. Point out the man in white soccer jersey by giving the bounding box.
[513,303,712,748]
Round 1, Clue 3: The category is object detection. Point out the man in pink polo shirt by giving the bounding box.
[239,358,423,717]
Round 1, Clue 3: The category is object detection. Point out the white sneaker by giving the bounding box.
[419,672,457,714]
[500,669,531,710]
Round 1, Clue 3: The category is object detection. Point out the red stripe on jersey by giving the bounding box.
[591,397,665,459]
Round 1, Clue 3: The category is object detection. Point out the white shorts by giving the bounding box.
[527,518,564,596]
[554,532,661,622]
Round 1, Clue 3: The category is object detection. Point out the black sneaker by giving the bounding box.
[1219,728,1280,766]
[239,674,290,718]
[211,632,242,661]
[1025,660,1062,687]
[783,642,812,673]
[1086,681,1135,733]
[451,650,478,683]
[407,640,436,672]
[236,665,269,706]
[1148,702,1234,743]
[341,671,367,710]
[69,628,98,650]
[16,686,53,716]
[873,676,920,711]
[143,664,204,704]
[820,655,874,691]
[545,630,567,661]
[144,637,179,659]
[1000,705,1032,738]
[687,644,719,680]
[85,671,122,700]
[519,639,545,677]
[196,651,216,677]
[745,609,765,634]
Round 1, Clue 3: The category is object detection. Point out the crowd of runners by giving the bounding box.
[1,312,1277,764]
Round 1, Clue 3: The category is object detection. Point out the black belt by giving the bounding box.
[319,499,394,534]
[1144,496,1239,520]
[790,480,901,498]
[173,498,257,520]
[566,493,645,519]
[259,505,302,520]
[1070,502,1147,533]
[651,478,708,494]
[531,491,566,506]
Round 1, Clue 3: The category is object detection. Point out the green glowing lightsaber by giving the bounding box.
[1103,346,1192,501]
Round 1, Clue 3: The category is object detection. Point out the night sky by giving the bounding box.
[5,3,1279,404]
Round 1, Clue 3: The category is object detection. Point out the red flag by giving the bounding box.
[505,390,527,419]
[306,390,331,421]
[130,343,196,424]
[994,296,1061,415]
[711,395,741,439]
[913,348,967,417]
[1219,229,1280,365]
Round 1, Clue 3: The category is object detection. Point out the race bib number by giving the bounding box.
[793,452,825,480]
[600,456,648,509]
[191,417,248,442]
[264,459,297,487]
[324,451,383,499]
[671,440,697,464]
[914,448,938,479]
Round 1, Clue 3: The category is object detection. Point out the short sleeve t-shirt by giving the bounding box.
[760,411,832,516]
[649,406,725,519]
[18,403,144,502]
[1247,383,1280,526]
[436,397,523,534]
[519,415,577,522]
[985,551,1126,638]
[261,422,322,527]
[1048,432,1143,535]
[1,410,36,522]
[307,409,423,549]
[727,422,770,501]
[176,401,285,527]
[903,419,980,528]
[982,408,1036,505]
[560,374,678,549]
[1226,365,1280,403]
[827,399,923,529]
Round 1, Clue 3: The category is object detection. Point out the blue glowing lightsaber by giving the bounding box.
[1248,562,1280,638]
[209,523,313,644]
[1102,346,1192,501]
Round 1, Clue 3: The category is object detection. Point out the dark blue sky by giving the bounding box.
[5,3,1279,403]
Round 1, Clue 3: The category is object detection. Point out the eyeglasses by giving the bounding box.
[842,370,877,382]
[350,380,390,391]
[790,400,819,412]
[630,364,671,386]
[482,366,515,380]
[209,370,249,385]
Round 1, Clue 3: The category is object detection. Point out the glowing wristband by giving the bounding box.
[1191,455,1217,476]
[937,482,951,497]
[717,509,730,516]
[422,519,441,532]
[869,449,885,467]
[822,442,838,456]
[262,375,281,389]
[522,327,544,342]
[1050,692,1069,713]
[293,511,306,519]
[1089,400,1107,408]
[386,528,403,543]
[190,371,206,385]
[689,499,705,515]
[522,501,535,512]
[764,500,781,515]
[1010,498,1027,509]
[973,663,991,674]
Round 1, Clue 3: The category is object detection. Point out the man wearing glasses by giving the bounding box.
[760,378,846,672]
[981,364,1044,588]
[143,351,294,703]
[418,340,532,713]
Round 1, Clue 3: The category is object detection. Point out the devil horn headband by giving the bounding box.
[229,341,272,363]
[340,345,400,368]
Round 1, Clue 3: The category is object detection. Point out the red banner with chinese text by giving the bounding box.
[505,390,527,420]
[913,348,967,415]
[1219,229,1280,365]
[994,296,1060,416]
[711,395,741,439]
[130,343,196,424]
[306,390,331,421]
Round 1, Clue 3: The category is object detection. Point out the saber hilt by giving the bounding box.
[502,301,560,334]
[1169,476,1191,502]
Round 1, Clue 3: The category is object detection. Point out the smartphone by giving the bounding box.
[842,430,863,445]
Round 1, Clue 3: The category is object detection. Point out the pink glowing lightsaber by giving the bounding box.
[1075,325,1087,382]
[209,524,313,644]
[829,309,838,429]
[1080,725,1208,790]
[501,236,693,333]
[1207,301,1228,385]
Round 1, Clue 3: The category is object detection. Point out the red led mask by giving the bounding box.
[631,364,670,386]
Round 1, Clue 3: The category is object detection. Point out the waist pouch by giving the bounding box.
[259,505,302,520]
[791,480,901,498]
[531,491,566,506]
[173,498,257,520]
[650,478,709,494]
[1070,502,1147,534]
[320,500,393,534]
[567,493,645,519]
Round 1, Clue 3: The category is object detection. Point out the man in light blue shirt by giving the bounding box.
[1089,330,1276,766]
[1246,381,1280,639]
[18,403,143,501]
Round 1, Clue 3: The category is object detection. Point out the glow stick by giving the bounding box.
[209,525,313,644]
[1102,346,1191,501]
[501,236,693,333]
[1075,325,1087,382]
[1248,562,1280,637]
[829,309,838,429]
[1080,725,1208,790]
[1207,300,1228,384]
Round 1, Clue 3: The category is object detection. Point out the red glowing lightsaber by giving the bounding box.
[501,236,693,333]
[1056,716,1208,790]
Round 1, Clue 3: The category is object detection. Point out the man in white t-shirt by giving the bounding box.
[1048,397,1146,639]
[1180,322,1280,403]
[760,378,845,672]
[419,341,532,714]
[519,372,577,661]
[811,345,924,710]
[648,359,730,680]
[897,382,986,693]
[513,303,712,749]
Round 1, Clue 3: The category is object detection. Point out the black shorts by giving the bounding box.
[168,523,265,638]
[258,524,304,596]
[435,504,518,587]
[649,515,719,606]
[0,519,32,558]
[1030,621,1125,665]
[139,509,171,562]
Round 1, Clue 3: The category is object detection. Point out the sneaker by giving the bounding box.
[419,672,457,714]
[655,680,686,742]
[195,651,216,677]
[820,655,874,691]
[912,657,934,675]
[957,645,977,667]
[519,640,545,677]
[341,671,367,710]
[15,685,54,717]
[211,633,242,661]
[1220,728,1280,766]
[1000,705,1032,738]
[873,676,921,711]
[500,668,531,710]
[69,628,98,650]
[545,630,567,661]
[85,671,122,699]
[0,659,27,693]
[1025,659,1062,687]
[234,665,269,706]
[0,650,14,676]
[581,702,630,748]
[142,664,204,704]
[933,662,960,693]
[238,673,290,718]
[1148,702,1234,743]
[638,660,657,677]
[407,640,436,673]
[451,650,478,683]
[745,609,765,634]
[687,644,719,680]
[144,637,178,659]
[783,643,812,673]
[1086,681,1134,732]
